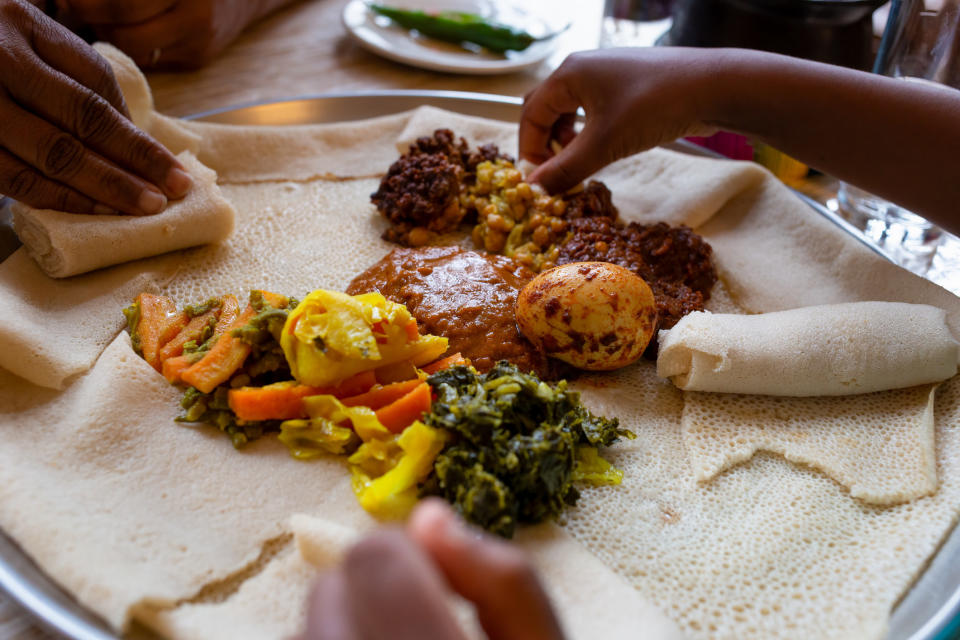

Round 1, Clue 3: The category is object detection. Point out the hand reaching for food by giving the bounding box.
[0,0,190,214]
[519,47,960,231]
[306,499,566,640]
[61,0,299,70]
[519,47,722,195]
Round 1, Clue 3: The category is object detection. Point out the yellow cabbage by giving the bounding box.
[281,289,447,387]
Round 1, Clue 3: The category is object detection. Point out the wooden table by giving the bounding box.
[0,1,605,638]
[149,0,604,117]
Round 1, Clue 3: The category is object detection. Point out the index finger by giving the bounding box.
[409,500,566,640]
[9,55,191,200]
[519,74,582,166]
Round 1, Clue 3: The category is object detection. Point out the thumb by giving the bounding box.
[527,123,610,195]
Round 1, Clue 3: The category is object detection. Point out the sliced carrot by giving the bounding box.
[374,360,419,385]
[333,370,378,397]
[404,318,420,342]
[181,304,257,393]
[162,354,200,384]
[421,352,470,375]
[341,378,422,410]
[134,293,184,371]
[229,382,325,422]
[375,382,431,434]
[227,371,378,422]
[158,308,219,363]
[210,294,240,339]
[258,290,288,309]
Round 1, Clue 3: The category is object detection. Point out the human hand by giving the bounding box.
[306,499,566,640]
[62,0,284,70]
[519,48,723,194]
[0,0,190,214]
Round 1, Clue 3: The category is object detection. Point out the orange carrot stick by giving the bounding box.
[229,383,325,422]
[162,354,199,384]
[259,290,289,309]
[228,370,379,422]
[341,378,422,410]
[333,370,378,397]
[134,293,184,371]
[375,382,432,434]
[158,308,219,363]
[210,294,240,339]
[181,304,257,393]
[421,352,470,375]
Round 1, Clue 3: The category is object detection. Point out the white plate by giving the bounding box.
[341,0,560,75]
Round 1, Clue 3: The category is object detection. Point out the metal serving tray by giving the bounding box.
[1,90,958,640]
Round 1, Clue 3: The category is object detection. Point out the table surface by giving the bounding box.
[0,1,603,638]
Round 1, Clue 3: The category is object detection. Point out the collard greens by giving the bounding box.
[422,362,633,537]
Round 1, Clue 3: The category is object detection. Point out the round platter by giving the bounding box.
[0,91,958,640]
[340,0,561,75]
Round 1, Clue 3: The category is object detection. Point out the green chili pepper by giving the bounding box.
[370,4,538,53]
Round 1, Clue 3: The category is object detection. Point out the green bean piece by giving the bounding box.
[370,4,537,53]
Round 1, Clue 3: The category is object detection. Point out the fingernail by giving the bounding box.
[165,168,192,198]
[138,188,167,215]
[93,204,118,215]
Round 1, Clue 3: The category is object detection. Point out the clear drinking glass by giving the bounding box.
[837,0,960,277]
[600,0,674,48]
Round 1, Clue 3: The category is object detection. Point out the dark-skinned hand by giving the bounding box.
[519,47,960,230]
[519,47,720,195]
[0,0,190,214]
[306,499,567,640]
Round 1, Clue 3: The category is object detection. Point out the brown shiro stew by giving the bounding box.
[346,246,557,378]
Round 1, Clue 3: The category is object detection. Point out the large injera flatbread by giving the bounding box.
[0,47,959,640]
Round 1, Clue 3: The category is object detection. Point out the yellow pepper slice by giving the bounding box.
[350,421,448,520]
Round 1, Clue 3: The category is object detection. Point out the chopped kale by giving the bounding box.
[422,361,632,537]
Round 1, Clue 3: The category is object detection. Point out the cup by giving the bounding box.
[600,0,674,48]
[837,0,960,271]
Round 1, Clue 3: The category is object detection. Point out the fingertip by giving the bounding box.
[527,160,571,195]
[408,498,460,549]
[164,167,192,199]
[137,187,166,215]
[526,165,545,186]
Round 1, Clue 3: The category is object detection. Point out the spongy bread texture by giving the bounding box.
[158,178,393,302]
[564,366,960,640]
[12,152,235,278]
[657,302,960,396]
[0,49,959,640]
[0,249,173,389]
[0,334,374,631]
[147,513,687,640]
[681,384,938,504]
